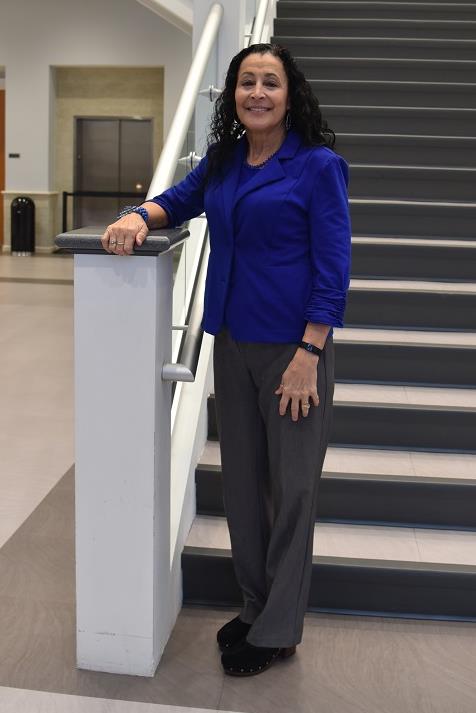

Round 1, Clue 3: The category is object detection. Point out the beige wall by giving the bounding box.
[55,67,164,235]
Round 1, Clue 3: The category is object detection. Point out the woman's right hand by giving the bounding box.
[101,214,149,255]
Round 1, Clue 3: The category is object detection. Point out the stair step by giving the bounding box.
[346,278,476,330]
[275,17,476,39]
[182,516,476,619]
[310,79,476,109]
[296,56,476,83]
[272,35,476,60]
[349,164,476,202]
[277,1,476,21]
[323,105,476,137]
[201,440,476,479]
[349,197,476,240]
[337,324,476,346]
[336,134,476,168]
[351,237,476,281]
[207,384,476,451]
[195,464,476,528]
[335,340,476,386]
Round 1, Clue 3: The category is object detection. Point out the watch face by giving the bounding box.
[306,344,312,351]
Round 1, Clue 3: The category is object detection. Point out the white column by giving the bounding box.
[74,252,172,676]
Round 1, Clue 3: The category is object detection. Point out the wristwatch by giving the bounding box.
[299,341,323,357]
[117,205,149,225]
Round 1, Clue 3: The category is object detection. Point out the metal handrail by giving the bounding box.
[146,2,223,199]
[250,0,270,45]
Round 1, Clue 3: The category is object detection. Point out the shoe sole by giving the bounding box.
[222,646,297,676]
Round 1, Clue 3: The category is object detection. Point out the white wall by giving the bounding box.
[0,0,191,192]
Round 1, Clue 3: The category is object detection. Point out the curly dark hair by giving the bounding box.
[203,43,335,185]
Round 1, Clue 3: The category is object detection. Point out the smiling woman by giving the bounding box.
[101,42,351,678]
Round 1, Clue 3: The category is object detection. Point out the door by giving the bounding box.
[74,117,152,229]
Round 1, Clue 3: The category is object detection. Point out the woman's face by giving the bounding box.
[234,52,290,136]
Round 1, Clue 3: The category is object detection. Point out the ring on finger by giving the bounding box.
[110,238,117,246]
[116,241,125,246]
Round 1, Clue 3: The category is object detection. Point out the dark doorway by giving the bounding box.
[74,117,153,228]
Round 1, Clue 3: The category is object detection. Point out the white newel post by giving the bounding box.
[57,228,187,677]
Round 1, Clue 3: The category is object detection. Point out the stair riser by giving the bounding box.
[333,404,476,450]
[272,36,476,60]
[182,550,476,619]
[350,201,476,241]
[352,242,476,282]
[337,137,476,169]
[196,467,476,528]
[346,290,476,330]
[275,17,476,39]
[311,81,476,109]
[349,167,476,202]
[335,343,476,387]
[298,58,476,83]
[324,106,476,137]
[277,2,476,21]
[207,398,476,451]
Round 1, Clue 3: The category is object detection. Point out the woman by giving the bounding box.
[102,43,351,677]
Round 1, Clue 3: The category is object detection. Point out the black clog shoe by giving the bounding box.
[221,640,297,676]
[217,615,252,653]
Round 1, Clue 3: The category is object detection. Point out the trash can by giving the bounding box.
[11,196,35,255]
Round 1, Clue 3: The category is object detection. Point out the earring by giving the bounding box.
[285,111,291,130]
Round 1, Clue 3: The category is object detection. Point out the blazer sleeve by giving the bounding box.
[304,154,352,328]
[149,151,209,228]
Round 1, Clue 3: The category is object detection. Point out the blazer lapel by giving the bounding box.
[222,130,301,218]
[218,129,302,234]
[220,138,247,231]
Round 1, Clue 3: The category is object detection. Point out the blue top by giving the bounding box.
[151,129,351,343]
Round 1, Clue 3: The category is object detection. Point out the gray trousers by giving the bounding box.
[213,329,335,647]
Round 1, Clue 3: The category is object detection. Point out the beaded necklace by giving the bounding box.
[245,146,280,170]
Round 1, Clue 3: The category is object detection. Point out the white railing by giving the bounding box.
[147,2,223,198]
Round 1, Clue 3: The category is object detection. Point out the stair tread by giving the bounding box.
[186,515,476,566]
[350,278,476,293]
[334,382,476,408]
[336,326,476,346]
[209,382,475,409]
[352,237,476,247]
[200,441,476,480]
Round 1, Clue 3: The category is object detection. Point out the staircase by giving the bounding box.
[182,0,476,620]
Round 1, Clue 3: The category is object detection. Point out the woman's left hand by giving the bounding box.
[274,349,320,422]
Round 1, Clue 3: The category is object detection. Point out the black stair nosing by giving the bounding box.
[195,465,476,528]
[274,18,476,40]
[207,396,476,452]
[271,35,476,60]
[182,547,476,620]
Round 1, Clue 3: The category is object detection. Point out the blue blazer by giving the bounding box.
[152,129,351,342]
